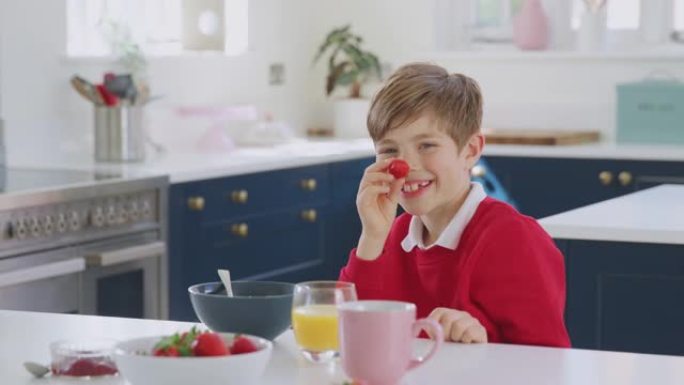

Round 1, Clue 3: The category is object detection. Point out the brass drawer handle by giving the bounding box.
[187,196,205,211]
[231,223,249,238]
[230,189,249,204]
[598,171,613,186]
[470,165,486,178]
[301,209,317,223]
[300,178,317,191]
[618,171,633,186]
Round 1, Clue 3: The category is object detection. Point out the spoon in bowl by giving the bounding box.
[217,269,234,297]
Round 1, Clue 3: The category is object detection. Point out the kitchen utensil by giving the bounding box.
[104,74,136,100]
[23,361,50,378]
[70,76,102,105]
[96,84,118,107]
[217,269,234,297]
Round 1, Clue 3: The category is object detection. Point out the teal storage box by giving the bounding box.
[616,79,684,144]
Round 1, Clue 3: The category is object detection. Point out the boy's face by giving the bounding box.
[374,113,483,220]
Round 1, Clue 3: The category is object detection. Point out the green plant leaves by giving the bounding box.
[313,24,382,97]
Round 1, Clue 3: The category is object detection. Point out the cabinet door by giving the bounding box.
[325,158,373,279]
[486,157,625,218]
[181,165,330,224]
[564,240,684,355]
[612,160,684,191]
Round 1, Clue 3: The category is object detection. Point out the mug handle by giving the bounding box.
[408,318,443,370]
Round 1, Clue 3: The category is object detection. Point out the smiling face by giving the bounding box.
[375,112,483,224]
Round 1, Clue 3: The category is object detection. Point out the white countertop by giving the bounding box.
[3,310,684,385]
[10,138,684,184]
[540,185,684,245]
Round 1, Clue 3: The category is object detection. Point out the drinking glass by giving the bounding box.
[291,281,357,363]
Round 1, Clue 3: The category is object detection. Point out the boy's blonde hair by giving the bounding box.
[367,62,483,151]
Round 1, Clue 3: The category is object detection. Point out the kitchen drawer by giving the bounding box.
[181,165,330,222]
[192,204,327,281]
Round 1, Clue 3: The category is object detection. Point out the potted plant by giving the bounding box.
[313,25,382,138]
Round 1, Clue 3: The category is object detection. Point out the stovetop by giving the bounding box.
[0,167,123,194]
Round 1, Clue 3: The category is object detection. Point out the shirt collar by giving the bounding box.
[401,182,487,252]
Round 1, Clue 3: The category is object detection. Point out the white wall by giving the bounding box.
[0,0,320,164]
[1,0,683,165]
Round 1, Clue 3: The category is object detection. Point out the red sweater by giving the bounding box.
[339,197,571,348]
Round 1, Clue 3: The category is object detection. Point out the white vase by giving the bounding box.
[333,99,371,139]
[576,9,606,51]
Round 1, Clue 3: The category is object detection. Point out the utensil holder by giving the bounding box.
[94,106,145,162]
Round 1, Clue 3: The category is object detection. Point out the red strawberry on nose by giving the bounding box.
[388,159,409,179]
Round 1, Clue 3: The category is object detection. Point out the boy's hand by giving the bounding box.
[355,159,405,260]
[427,307,488,344]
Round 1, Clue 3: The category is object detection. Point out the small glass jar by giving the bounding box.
[50,339,118,377]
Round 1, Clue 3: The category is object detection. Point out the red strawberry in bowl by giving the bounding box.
[193,332,230,356]
[230,336,258,355]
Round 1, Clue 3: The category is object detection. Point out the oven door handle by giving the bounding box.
[0,258,86,288]
[85,241,166,267]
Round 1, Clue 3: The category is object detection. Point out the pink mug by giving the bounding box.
[338,300,443,385]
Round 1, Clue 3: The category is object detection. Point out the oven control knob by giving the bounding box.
[129,200,140,221]
[142,200,152,218]
[15,220,28,240]
[118,206,129,224]
[106,206,117,226]
[30,218,41,238]
[69,211,81,231]
[91,207,105,228]
[56,213,68,233]
[42,216,54,236]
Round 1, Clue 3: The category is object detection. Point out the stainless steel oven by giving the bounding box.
[0,172,168,319]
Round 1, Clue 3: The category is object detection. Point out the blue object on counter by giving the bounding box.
[616,77,684,144]
[471,158,516,208]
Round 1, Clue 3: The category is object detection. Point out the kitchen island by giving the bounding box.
[3,309,684,385]
[539,185,684,356]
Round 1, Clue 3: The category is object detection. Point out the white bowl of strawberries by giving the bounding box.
[113,327,272,385]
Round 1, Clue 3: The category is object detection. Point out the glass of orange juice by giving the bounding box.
[292,281,357,363]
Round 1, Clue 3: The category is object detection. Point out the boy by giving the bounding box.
[339,63,570,347]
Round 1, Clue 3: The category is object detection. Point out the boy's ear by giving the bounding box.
[464,133,485,169]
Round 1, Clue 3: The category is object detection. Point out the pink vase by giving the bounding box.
[513,0,549,50]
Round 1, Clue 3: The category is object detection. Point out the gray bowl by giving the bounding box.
[188,281,295,340]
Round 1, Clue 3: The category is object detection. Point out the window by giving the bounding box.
[467,0,683,48]
[676,0,684,30]
[471,0,524,42]
[66,0,248,57]
[571,0,639,30]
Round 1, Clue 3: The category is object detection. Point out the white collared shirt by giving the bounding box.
[401,182,487,252]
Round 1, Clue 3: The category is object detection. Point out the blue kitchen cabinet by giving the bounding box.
[559,239,684,356]
[169,165,332,321]
[485,156,684,218]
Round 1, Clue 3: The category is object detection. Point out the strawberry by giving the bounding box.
[193,332,229,356]
[388,159,409,179]
[230,336,258,355]
[153,346,180,357]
